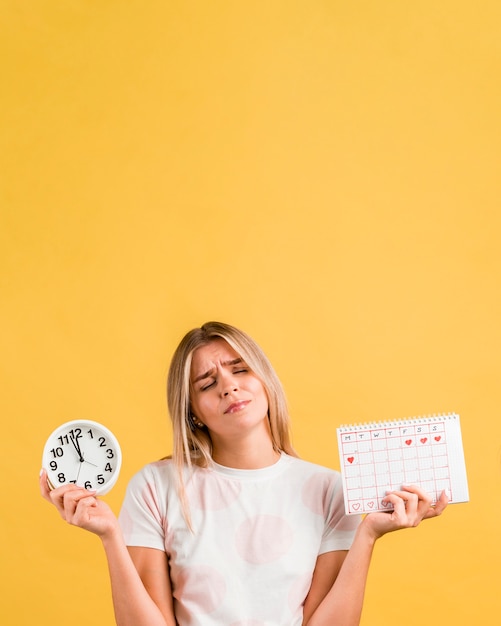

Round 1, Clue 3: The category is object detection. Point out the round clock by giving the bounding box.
[42,419,122,495]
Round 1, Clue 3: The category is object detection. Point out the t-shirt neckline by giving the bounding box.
[211,452,290,481]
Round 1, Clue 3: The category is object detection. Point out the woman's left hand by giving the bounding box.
[361,485,449,540]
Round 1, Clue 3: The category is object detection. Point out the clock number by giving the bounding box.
[87,428,94,439]
[105,462,112,472]
[97,474,105,485]
[49,460,58,471]
[106,448,114,459]
[58,434,70,446]
[84,481,93,490]
[50,447,64,458]
[99,436,107,447]
[57,472,66,483]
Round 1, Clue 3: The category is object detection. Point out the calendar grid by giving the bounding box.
[337,414,468,515]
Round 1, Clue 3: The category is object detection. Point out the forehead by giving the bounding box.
[190,338,241,374]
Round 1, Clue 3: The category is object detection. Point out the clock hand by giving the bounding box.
[75,461,83,484]
[75,435,85,459]
[71,435,98,467]
[69,434,84,463]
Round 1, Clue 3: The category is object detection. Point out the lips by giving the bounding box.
[224,400,250,414]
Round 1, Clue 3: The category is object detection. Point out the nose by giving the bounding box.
[221,372,239,396]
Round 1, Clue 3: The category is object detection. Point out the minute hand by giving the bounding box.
[69,435,84,462]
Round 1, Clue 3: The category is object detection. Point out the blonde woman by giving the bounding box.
[40,321,448,626]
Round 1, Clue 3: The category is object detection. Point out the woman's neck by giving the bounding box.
[211,437,281,469]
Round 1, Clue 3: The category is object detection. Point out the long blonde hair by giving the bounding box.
[167,321,297,476]
[167,322,297,528]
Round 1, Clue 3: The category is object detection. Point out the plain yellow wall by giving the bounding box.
[1,1,500,624]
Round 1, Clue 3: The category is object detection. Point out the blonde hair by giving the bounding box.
[166,322,297,527]
[167,321,297,473]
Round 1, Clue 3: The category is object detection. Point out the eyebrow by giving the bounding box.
[192,358,243,383]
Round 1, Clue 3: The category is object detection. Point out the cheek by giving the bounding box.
[191,395,213,420]
[191,399,203,417]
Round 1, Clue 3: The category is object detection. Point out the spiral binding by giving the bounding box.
[337,412,459,432]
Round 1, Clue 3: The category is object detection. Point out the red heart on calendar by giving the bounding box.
[367,501,375,509]
[352,503,361,511]
[405,439,412,445]
[347,457,355,464]
[420,437,428,444]
[434,436,441,442]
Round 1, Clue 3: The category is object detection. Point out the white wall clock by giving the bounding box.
[42,419,122,495]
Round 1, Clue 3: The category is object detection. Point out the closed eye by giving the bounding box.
[200,380,216,391]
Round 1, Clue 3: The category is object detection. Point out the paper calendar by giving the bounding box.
[337,413,469,515]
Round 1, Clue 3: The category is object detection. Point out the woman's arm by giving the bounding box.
[126,546,176,624]
[40,470,176,626]
[304,485,449,626]
[302,550,348,623]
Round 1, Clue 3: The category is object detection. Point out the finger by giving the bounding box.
[399,483,433,502]
[40,470,81,507]
[48,482,84,506]
[423,490,449,519]
[61,488,97,521]
[39,469,52,500]
[46,483,95,520]
[436,489,450,511]
[381,492,408,519]
[392,485,432,512]
[383,486,434,527]
[67,494,98,526]
[386,488,420,514]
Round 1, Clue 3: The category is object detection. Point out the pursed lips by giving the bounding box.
[224,400,251,414]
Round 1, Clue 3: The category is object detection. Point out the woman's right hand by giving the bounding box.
[361,484,449,541]
[40,469,120,539]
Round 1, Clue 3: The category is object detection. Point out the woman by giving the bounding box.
[40,321,448,626]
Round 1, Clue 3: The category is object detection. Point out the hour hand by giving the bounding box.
[69,435,84,462]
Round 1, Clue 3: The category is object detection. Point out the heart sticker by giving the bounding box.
[434,436,441,442]
[405,439,412,445]
[420,437,428,444]
[347,457,355,464]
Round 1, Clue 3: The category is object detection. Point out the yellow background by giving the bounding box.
[1,1,500,624]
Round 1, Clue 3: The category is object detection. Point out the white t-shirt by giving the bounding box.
[119,453,361,626]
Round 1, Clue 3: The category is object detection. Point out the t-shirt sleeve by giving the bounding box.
[118,465,167,551]
[319,472,362,554]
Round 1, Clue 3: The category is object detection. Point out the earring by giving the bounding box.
[188,412,205,430]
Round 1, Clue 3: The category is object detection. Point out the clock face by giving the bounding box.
[42,420,122,495]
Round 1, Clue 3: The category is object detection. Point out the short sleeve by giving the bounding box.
[118,464,167,551]
[319,472,362,554]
